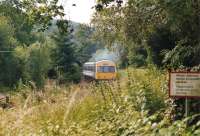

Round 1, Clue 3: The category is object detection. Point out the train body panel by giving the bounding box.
[95,73,116,80]
[82,71,95,78]
[83,62,96,79]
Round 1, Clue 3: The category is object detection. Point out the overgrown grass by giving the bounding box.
[0,68,200,135]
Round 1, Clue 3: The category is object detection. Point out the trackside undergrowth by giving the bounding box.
[0,68,200,136]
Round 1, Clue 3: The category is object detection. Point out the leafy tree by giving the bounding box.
[1,0,66,32]
[73,24,102,64]
[93,0,200,67]
[0,16,21,87]
[147,26,177,66]
[26,42,51,89]
[52,32,81,83]
[128,45,147,67]
[159,0,200,67]
[0,2,36,45]
[92,5,130,67]
[18,0,65,31]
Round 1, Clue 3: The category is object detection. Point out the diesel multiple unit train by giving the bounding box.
[83,60,117,80]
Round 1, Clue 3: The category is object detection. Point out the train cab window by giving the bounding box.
[97,66,115,73]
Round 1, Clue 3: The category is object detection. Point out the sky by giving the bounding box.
[60,0,96,24]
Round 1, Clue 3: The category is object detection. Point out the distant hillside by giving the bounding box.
[45,20,118,63]
[45,20,81,34]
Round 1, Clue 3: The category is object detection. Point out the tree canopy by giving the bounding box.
[92,0,200,68]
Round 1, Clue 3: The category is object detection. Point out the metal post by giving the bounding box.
[185,97,189,117]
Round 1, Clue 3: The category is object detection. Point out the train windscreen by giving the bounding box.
[97,66,115,73]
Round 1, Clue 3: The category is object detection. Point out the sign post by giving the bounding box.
[169,71,200,117]
[185,97,189,117]
[169,72,200,97]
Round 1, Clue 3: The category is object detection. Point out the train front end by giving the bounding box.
[95,60,117,80]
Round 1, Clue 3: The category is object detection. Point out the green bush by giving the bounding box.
[26,42,51,89]
[126,68,166,114]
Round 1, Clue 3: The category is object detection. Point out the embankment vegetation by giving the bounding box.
[1,68,200,135]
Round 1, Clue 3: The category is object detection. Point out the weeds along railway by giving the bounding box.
[82,60,117,81]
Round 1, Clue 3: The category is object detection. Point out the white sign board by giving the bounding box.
[169,72,200,97]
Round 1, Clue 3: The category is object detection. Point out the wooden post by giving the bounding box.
[5,96,9,103]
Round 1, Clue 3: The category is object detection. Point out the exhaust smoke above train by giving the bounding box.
[89,48,119,62]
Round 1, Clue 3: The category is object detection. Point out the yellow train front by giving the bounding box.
[83,60,117,80]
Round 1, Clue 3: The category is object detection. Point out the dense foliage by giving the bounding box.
[0,1,99,89]
[93,0,200,68]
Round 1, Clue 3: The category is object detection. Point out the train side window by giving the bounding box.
[84,65,95,71]
[83,64,95,72]
[86,66,93,71]
[92,66,95,72]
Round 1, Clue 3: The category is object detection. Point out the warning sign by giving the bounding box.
[169,72,200,97]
